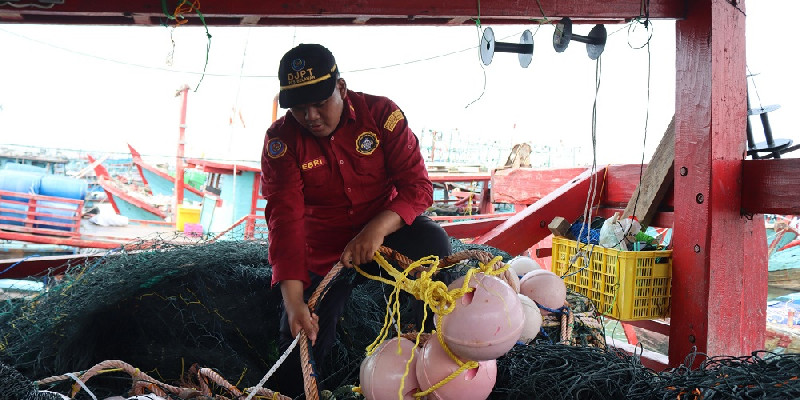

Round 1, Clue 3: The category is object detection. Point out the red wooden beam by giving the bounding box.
[741,159,800,215]
[472,167,604,256]
[491,167,585,205]
[440,215,511,239]
[669,0,759,368]
[534,247,551,258]
[0,0,684,26]
[429,173,490,183]
[603,164,674,209]
[186,159,260,173]
[492,164,675,210]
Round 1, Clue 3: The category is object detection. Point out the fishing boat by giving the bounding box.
[0,2,797,385]
[127,143,205,204]
[767,215,800,293]
[0,147,70,175]
[87,154,169,221]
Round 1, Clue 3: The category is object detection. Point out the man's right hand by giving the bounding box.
[280,280,319,345]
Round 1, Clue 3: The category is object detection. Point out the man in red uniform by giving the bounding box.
[261,43,452,396]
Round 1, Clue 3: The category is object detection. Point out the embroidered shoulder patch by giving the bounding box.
[267,138,287,159]
[383,109,404,132]
[356,131,380,155]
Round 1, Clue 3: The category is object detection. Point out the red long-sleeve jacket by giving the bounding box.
[260,90,433,287]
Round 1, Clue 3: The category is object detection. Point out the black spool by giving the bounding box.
[552,17,607,60]
[480,27,534,68]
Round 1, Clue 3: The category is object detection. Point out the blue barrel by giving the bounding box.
[0,200,27,227]
[0,170,43,202]
[2,163,49,173]
[39,175,88,200]
[35,200,77,232]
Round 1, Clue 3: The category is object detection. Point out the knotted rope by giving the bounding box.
[297,261,347,400]
[35,359,291,399]
[332,246,508,400]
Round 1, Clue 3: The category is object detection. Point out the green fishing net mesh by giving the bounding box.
[0,236,798,399]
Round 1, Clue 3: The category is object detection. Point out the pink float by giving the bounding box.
[517,293,543,344]
[519,270,567,315]
[509,256,541,276]
[440,273,523,361]
[415,336,497,400]
[519,268,551,281]
[359,337,421,400]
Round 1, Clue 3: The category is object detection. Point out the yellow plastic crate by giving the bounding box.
[551,236,672,321]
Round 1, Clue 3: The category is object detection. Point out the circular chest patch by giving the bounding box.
[356,131,379,155]
[267,138,287,159]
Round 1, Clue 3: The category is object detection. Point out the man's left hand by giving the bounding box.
[340,210,404,268]
[341,228,383,267]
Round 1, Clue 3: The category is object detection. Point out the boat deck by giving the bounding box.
[79,219,180,242]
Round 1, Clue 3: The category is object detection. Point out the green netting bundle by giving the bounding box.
[0,238,281,396]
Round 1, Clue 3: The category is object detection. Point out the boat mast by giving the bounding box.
[175,85,189,208]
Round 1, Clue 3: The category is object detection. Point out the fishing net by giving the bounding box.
[0,236,281,397]
[536,290,606,348]
[494,347,800,400]
[0,235,798,399]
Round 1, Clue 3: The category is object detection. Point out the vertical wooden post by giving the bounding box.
[741,214,768,350]
[669,0,762,366]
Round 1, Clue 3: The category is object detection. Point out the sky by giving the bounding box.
[0,1,798,168]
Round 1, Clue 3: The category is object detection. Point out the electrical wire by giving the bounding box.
[0,26,522,78]
[2,142,261,165]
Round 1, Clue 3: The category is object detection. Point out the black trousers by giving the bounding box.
[268,216,452,398]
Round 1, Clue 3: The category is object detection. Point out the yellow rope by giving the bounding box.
[353,251,507,399]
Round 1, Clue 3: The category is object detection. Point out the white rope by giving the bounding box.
[65,372,97,400]
[244,333,301,400]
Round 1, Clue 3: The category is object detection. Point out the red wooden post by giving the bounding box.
[741,215,767,351]
[175,85,189,207]
[669,0,759,367]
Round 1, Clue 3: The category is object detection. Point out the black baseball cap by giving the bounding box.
[278,44,339,108]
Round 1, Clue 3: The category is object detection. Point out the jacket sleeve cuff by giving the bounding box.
[270,267,310,288]
[387,202,418,226]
